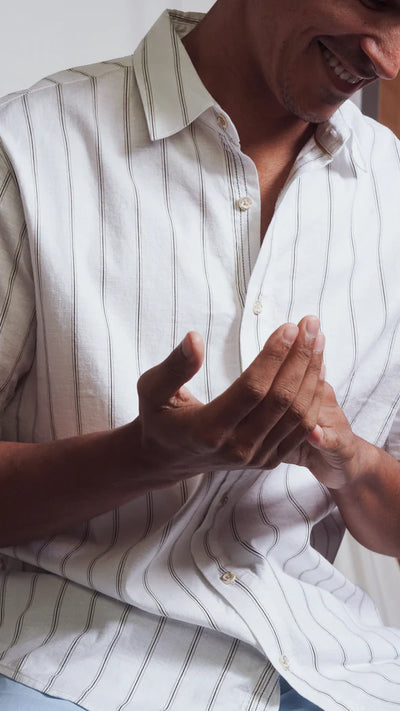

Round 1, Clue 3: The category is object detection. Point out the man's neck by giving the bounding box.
[182,1,314,157]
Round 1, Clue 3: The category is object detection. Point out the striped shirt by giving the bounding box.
[1,8,400,711]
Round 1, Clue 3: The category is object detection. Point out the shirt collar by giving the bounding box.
[314,103,367,172]
[133,9,215,141]
[134,9,367,174]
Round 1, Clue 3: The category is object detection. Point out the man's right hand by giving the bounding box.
[136,316,325,489]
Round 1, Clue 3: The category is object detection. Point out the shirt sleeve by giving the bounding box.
[0,141,36,417]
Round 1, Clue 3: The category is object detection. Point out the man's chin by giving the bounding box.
[281,86,348,124]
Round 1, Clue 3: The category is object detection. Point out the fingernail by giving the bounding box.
[282,323,299,346]
[305,317,320,342]
[313,332,325,354]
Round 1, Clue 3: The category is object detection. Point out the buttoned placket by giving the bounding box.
[190,468,296,684]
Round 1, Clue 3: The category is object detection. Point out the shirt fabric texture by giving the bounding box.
[1,9,400,711]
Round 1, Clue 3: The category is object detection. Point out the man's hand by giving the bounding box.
[287,379,400,556]
[136,315,325,486]
[287,380,361,489]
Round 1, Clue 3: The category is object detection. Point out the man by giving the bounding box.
[1,0,400,709]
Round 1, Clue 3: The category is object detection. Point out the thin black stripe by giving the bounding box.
[338,154,358,410]
[317,165,333,321]
[0,309,35,394]
[0,225,28,333]
[124,65,143,378]
[60,521,91,578]
[56,83,82,434]
[142,38,156,139]
[91,76,115,429]
[161,139,178,349]
[222,140,247,307]
[116,616,167,711]
[162,626,203,710]
[370,128,388,333]
[0,169,11,203]
[116,492,153,600]
[43,592,100,693]
[190,122,213,402]
[13,579,69,679]
[205,638,239,711]
[171,22,189,126]
[286,179,302,321]
[0,574,39,661]
[167,546,218,630]
[22,93,56,439]
[87,509,119,588]
[245,663,276,711]
[77,603,133,704]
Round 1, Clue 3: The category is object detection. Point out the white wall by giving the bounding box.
[1,0,400,628]
[0,0,213,97]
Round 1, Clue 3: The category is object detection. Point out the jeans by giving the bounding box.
[0,674,84,710]
[0,673,323,710]
[280,677,323,710]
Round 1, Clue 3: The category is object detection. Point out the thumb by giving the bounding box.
[138,331,204,406]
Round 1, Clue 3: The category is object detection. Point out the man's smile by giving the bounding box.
[317,40,377,95]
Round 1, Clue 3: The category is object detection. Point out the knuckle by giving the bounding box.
[294,341,315,362]
[224,438,253,466]
[137,371,150,398]
[288,401,307,424]
[271,385,294,412]
[240,373,268,405]
[261,346,289,371]
[299,415,317,436]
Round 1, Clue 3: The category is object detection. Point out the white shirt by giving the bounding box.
[1,9,400,711]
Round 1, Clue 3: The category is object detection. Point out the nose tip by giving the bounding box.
[360,35,400,81]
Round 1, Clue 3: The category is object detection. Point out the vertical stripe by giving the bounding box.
[21,93,56,439]
[190,122,213,401]
[56,83,81,434]
[90,76,115,429]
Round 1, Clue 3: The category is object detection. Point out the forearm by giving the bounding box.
[0,419,154,548]
[330,437,400,557]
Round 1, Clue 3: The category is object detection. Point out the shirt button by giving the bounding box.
[279,654,290,671]
[220,571,237,585]
[237,196,253,211]
[217,113,228,129]
[253,300,263,315]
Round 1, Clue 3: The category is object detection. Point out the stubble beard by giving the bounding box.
[280,78,346,125]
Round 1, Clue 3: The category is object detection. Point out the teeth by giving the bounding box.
[322,47,360,86]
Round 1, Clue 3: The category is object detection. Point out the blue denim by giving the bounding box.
[280,677,323,710]
[0,674,83,710]
[0,673,323,710]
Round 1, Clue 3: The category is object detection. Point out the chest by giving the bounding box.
[17,113,400,447]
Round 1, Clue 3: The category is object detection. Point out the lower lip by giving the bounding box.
[320,46,363,95]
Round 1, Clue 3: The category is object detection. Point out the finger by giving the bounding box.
[205,321,299,430]
[231,316,322,446]
[270,357,326,464]
[235,329,324,468]
[137,331,204,406]
[262,330,325,448]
